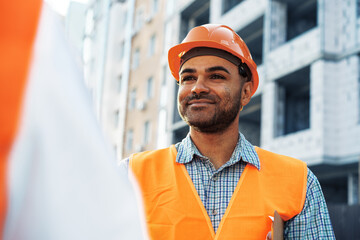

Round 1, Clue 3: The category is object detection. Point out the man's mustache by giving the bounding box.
[183,93,217,103]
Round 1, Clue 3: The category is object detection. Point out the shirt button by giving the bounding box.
[212,175,219,181]
[212,209,218,216]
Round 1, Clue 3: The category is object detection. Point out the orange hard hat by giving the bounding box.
[168,24,259,96]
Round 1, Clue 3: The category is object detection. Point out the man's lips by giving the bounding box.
[187,99,215,106]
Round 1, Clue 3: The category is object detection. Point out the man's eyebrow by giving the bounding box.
[206,66,230,74]
[179,68,196,75]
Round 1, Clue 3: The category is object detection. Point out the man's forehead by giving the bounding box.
[179,55,235,72]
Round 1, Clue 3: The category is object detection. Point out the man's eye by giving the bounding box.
[181,76,196,83]
[210,74,225,79]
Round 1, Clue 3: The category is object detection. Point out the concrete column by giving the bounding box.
[322,0,357,56]
[268,0,287,51]
[210,0,222,23]
[274,84,285,137]
[260,81,277,146]
[348,172,359,205]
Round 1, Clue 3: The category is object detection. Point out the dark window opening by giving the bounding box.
[320,176,348,204]
[237,16,264,66]
[180,0,210,41]
[239,95,262,146]
[276,66,310,136]
[222,0,243,15]
[126,129,134,151]
[173,84,182,123]
[285,0,317,41]
[172,125,189,143]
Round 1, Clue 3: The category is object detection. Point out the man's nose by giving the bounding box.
[191,77,209,95]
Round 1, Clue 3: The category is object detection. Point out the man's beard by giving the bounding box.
[178,89,241,133]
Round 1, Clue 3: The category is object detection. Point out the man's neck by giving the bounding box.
[189,124,239,170]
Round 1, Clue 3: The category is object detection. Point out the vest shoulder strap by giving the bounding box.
[255,147,308,218]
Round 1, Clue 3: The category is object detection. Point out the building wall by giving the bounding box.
[81,0,360,205]
[164,0,360,205]
[83,0,136,159]
[102,1,134,160]
[122,0,166,157]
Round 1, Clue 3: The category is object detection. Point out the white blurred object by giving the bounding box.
[3,3,146,240]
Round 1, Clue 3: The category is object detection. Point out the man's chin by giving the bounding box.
[187,120,229,133]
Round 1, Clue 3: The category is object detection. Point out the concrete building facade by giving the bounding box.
[77,0,360,237]
[83,0,136,159]
[122,0,168,157]
[82,0,360,208]
[160,0,360,207]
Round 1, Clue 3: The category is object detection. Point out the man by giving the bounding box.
[123,24,335,239]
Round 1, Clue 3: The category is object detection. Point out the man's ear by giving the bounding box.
[240,81,252,107]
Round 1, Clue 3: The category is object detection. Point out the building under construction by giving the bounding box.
[80,0,360,237]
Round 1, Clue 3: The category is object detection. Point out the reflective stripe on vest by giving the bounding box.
[130,145,307,240]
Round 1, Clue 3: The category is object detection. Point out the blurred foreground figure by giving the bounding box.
[0,1,146,239]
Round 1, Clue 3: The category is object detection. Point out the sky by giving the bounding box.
[45,0,89,16]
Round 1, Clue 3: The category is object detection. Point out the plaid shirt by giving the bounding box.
[175,133,335,239]
[122,133,335,239]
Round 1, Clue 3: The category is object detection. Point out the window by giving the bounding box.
[173,84,183,123]
[119,41,125,60]
[162,65,168,86]
[114,109,119,128]
[160,65,168,107]
[359,55,360,123]
[126,129,133,151]
[239,95,261,146]
[320,175,348,204]
[222,0,243,15]
[134,8,143,31]
[114,145,117,157]
[146,77,153,99]
[151,0,159,15]
[148,34,156,57]
[275,66,310,136]
[180,0,209,41]
[129,89,136,110]
[172,126,189,143]
[121,10,127,27]
[92,1,101,21]
[164,21,172,53]
[132,48,140,69]
[286,0,317,41]
[157,109,167,148]
[143,121,151,144]
[237,16,264,66]
[117,75,122,93]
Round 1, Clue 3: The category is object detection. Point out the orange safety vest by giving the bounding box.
[130,145,307,240]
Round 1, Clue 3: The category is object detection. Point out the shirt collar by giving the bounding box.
[176,132,260,170]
